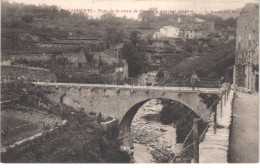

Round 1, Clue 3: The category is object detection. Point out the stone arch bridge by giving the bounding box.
[36,82,224,147]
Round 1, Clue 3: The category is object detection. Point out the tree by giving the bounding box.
[121,42,149,77]
[138,8,157,28]
[129,31,141,47]
[100,13,121,26]
[103,27,124,51]
[21,14,34,24]
[84,51,94,65]
[121,30,151,77]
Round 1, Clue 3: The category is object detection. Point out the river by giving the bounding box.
[131,99,182,163]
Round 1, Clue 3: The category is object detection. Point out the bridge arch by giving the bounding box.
[118,97,202,148]
[43,85,216,147]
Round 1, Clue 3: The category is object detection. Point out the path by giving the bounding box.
[199,90,234,163]
[229,92,259,163]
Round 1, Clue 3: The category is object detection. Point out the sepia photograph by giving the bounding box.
[0,0,259,165]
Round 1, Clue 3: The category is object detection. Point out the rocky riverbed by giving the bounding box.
[131,99,182,163]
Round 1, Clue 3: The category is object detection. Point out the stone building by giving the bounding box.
[179,17,214,39]
[233,3,259,92]
[153,26,179,39]
[178,18,215,39]
[179,29,195,39]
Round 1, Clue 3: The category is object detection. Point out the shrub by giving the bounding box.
[2,112,130,163]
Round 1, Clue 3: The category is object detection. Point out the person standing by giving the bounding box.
[191,72,200,90]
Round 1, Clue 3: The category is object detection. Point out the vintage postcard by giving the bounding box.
[0,0,259,165]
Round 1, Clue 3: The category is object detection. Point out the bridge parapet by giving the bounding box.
[35,81,221,94]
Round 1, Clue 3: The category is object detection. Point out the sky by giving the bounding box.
[7,0,258,19]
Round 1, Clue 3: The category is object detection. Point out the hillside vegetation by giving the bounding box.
[2,1,237,79]
[1,81,130,163]
[165,39,235,81]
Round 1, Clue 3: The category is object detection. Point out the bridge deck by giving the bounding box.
[34,82,220,94]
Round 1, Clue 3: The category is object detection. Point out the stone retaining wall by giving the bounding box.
[199,90,234,163]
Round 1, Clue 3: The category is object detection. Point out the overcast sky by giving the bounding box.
[7,0,258,19]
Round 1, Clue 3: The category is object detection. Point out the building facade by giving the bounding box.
[179,17,214,39]
[179,29,195,39]
[153,26,179,39]
[234,3,259,92]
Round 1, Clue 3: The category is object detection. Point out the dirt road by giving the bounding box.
[229,92,259,163]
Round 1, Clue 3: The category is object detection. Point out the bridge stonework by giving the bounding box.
[43,84,219,147]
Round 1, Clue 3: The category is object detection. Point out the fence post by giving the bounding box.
[220,95,223,117]
[193,118,199,163]
[224,90,227,106]
[226,89,229,101]
[214,105,217,134]
[60,104,63,131]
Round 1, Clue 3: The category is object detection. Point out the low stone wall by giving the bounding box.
[199,90,234,163]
